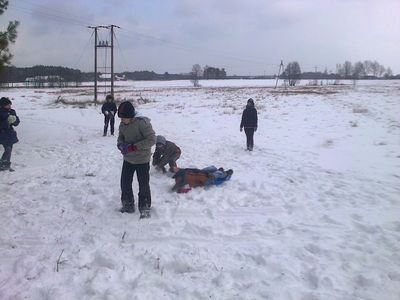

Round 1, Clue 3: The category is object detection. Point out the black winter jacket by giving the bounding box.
[240,105,258,129]
[0,108,20,145]
[101,102,117,116]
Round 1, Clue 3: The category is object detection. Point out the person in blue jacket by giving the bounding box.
[0,97,20,171]
[240,98,258,151]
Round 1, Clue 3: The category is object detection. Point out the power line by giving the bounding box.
[10,1,285,71]
[72,30,94,70]
[10,2,90,27]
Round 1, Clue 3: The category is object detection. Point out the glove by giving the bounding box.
[104,111,109,116]
[7,115,17,125]
[240,127,243,132]
[118,143,137,155]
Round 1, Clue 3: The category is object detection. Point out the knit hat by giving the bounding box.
[106,94,114,102]
[0,97,12,107]
[117,101,135,118]
[156,135,166,145]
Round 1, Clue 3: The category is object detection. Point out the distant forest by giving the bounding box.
[0,63,399,86]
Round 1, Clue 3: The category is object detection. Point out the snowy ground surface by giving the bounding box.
[1,79,399,300]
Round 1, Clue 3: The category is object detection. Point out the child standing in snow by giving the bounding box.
[101,94,117,136]
[117,101,156,217]
[152,135,181,173]
[240,98,258,151]
[0,97,20,171]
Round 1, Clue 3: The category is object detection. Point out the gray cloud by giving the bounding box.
[3,0,400,74]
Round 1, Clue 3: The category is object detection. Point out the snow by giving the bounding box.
[1,80,399,300]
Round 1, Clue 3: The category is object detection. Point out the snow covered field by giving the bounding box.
[1,79,399,300]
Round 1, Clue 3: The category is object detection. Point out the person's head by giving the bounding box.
[106,94,114,102]
[247,98,254,107]
[118,101,135,124]
[156,135,167,148]
[0,97,12,109]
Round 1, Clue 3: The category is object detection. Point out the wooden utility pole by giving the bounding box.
[88,25,120,103]
[88,26,99,102]
[110,25,120,97]
[275,60,284,89]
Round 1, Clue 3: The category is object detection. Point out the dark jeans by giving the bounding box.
[1,144,12,162]
[244,128,255,150]
[104,115,115,135]
[121,161,151,211]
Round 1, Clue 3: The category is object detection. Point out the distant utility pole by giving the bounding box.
[314,66,318,85]
[275,60,284,89]
[88,24,120,103]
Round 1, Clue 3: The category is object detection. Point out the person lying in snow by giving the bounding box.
[152,135,181,173]
[171,166,233,193]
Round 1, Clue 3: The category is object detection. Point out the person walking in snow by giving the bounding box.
[240,98,258,151]
[152,135,181,173]
[101,94,117,136]
[117,101,156,218]
[0,97,20,171]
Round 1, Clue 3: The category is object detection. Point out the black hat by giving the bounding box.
[0,97,12,107]
[106,94,114,101]
[118,101,135,118]
[247,98,254,106]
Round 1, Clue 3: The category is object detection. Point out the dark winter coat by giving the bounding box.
[0,107,20,145]
[240,104,258,129]
[101,102,117,116]
[152,141,181,167]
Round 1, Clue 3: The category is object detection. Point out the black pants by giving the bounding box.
[121,161,151,211]
[1,144,12,163]
[104,115,115,135]
[244,128,255,150]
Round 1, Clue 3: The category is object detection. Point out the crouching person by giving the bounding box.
[117,101,156,218]
[0,97,20,171]
[171,166,233,193]
[152,135,181,173]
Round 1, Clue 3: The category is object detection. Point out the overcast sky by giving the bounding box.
[1,0,400,75]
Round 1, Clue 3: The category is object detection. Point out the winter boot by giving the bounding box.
[139,205,151,219]
[120,199,135,213]
[0,160,11,171]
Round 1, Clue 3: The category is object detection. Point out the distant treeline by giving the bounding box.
[0,65,82,83]
[0,64,399,85]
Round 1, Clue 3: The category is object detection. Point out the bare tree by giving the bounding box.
[378,65,386,77]
[370,61,380,77]
[284,61,301,86]
[384,67,393,78]
[190,64,202,87]
[343,61,353,78]
[363,60,373,76]
[352,61,366,79]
